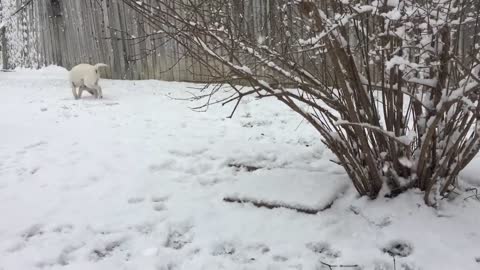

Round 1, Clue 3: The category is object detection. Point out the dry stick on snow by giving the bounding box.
[319,261,359,270]
[464,188,480,201]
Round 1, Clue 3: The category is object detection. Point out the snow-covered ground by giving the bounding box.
[0,67,479,270]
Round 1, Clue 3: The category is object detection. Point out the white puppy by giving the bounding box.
[69,63,108,99]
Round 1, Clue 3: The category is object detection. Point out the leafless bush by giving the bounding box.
[123,0,480,205]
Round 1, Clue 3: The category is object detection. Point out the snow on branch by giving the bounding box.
[335,120,412,146]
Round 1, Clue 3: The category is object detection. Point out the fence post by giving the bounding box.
[0,26,7,70]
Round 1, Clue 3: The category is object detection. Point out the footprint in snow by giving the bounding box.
[151,195,169,203]
[272,255,288,262]
[149,195,169,212]
[7,224,45,252]
[153,203,167,212]
[6,241,26,253]
[127,197,145,204]
[57,243,85,266]
[21,224,44,240]
[197,176,225,186]
[130,222,155,235]
[52,224,74,234]
[240,243,270,262]
[382,240,413,258]
[89,238,126,261]
[24,141,48,150]
[246,243,270,254]
[30,167,40,175]
[211,241,236,256]
[306,242,340,258]
[165,223,193,250]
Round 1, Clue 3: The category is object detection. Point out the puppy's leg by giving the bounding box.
[71,83,79,99]
[85,82,100,99]
[78,86,84,99]
[89,86,98,98]
[94,77,103,98]
[96,85,103,99]
[83,86,97,97]
[76,79,86,99]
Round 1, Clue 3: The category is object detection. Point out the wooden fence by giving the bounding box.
[2,0,291,81]
[4,0,475,82]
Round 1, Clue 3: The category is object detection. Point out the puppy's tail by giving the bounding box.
[94,63,109,69]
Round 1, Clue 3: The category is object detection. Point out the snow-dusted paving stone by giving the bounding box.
[224,168,349,214]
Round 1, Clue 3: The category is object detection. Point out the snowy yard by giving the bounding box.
[1,67,480,270]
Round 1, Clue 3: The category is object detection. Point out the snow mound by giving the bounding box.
[13,65,68,73]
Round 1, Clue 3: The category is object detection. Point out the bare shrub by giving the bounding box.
[123,0,480,205]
